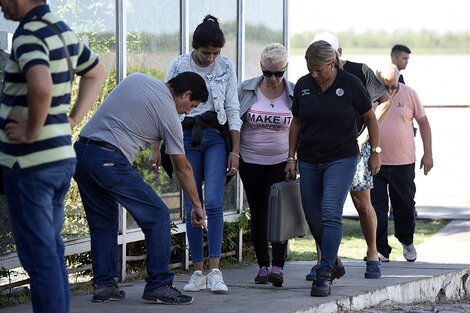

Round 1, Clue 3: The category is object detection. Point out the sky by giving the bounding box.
[290,0,470,34]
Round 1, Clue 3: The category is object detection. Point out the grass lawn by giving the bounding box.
[288,218,449,262]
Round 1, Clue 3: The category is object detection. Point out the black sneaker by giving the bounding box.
[142,283,193,305]
[267,266,283,287]
[310,268,332,297]
[254,266,270,284]
[331,258,345,281]
[306,264,321,281]
[92,284,125,302]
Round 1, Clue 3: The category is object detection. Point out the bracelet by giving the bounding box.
[287,157,297,162]
[229,152,240,158]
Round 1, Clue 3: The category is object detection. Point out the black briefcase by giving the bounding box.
[267,176,309,243]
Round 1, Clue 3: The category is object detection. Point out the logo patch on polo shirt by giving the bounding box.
[336,88,344,96]
[301,89,311,96]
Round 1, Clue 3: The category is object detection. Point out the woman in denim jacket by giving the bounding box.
[165,14,241,294]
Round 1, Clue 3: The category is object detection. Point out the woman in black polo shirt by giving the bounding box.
[285,40,381,297]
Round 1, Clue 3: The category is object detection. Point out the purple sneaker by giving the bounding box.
[254,266,270,284]
[268,266,283,287]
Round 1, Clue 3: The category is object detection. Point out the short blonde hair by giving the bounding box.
[260,43,288,68]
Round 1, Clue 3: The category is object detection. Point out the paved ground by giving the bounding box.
[3,259,470,313]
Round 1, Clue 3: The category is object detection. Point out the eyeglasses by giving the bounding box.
[262,69,285,78]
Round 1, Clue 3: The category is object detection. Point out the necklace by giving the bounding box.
[261,79,284,109]
[265,94,276,108]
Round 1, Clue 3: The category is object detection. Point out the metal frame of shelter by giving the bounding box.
[0,0,290,282]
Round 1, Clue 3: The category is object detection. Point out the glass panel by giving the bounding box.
[0,21,17,257]
[125,0,182,226]
[188,0,238,69]
[51,0,117,72]
[0,19,17,34]
[51,0,116,242]
[0,9,16,257]
[244,0,284,80]
[126,0,180,74]
[189,0,238,212]
[126,149,184,229]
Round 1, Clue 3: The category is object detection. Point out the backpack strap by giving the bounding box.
[35,18,74,85]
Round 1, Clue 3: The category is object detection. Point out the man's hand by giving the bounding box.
[5,116,34,143]
[416,116,433,176]
[420,153,433,175]
[149,143,162,174]
[191,206,207,231]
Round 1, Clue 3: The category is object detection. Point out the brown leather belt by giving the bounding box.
[78,137,125,157]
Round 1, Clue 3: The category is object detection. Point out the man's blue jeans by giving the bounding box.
[4,162,75,313]
[73,141,174,293]
[299,156,358,270]
[183,128,226,263]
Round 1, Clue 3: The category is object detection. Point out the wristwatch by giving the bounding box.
[371,147,382,153]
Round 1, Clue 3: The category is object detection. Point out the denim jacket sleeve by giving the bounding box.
[221,59,242,131]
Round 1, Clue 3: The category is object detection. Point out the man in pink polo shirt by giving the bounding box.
[371,64,433,262]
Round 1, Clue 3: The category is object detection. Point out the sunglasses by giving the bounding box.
[262,69,285,78]
[384,84,398,91]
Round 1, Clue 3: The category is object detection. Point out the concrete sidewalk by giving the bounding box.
[5,205,470,312]
[3,259,470,313]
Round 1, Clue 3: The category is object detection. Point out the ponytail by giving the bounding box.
[192,14,225,49]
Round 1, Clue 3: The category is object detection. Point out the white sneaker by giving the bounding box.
[206,269,228,294]
[184,270,206,291]
[402,243,417,262]
[378,252,390,262]
[365,253,390,262]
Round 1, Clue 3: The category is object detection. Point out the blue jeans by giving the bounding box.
[4,162,75,313]
[183,128,226,263]
[299,156,358,270]
[371,164,416,257]
[73,141,173,292]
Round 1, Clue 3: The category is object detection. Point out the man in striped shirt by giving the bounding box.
[0,1,106,312]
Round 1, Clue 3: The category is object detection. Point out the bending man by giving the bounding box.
[74,72,208,305]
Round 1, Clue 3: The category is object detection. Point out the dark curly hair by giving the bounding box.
[167,72,209,103]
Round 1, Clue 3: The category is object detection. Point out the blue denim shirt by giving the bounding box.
[165,53,242,131]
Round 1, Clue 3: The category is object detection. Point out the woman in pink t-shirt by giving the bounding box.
[238,43,295,287]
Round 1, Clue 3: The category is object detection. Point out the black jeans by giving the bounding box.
[239,159,288,268]
[371,163,416,257]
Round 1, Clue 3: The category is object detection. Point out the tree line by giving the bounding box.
[291,29,470,54]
